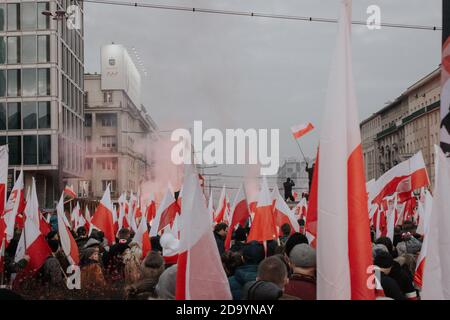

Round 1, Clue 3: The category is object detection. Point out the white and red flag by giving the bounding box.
[0,145,8,216]
[146,192,157,224]
[247,176,277,243]
[272,186,300,235]
[224,184,250,250]
[369,151,430,205]
[421,146,450,299]
[70,202,81,229]
[117,192,129,231]
[132,211,152,259]
[64,185,77,200]
[150,187,180,237]
[175,170,232,300]
[291,123,314,140]
[91,184,115,245]
[2,170,26,242]
[57,194,79,265]
[214,185,228,224]
[316,0,375,300]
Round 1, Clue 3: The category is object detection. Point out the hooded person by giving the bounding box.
[229,226,247,253]
[284,244,317,300]
[155,264,177,300]
[228,241,265,300]
[159,232,179,268]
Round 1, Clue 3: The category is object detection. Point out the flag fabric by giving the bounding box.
[207,190,214,225]
[421,146,450,299]
[214,186,228,224]
[291,123,314,140]
[2,170,26,242]
[0,145,8,216]
[305,153,319,246]
[150,187,180,237]
[176,169,232,300]
[57,194,79,265]
[91,184,115,245]
[316,0,375,300]
[272,186,300,235]
[247,176,277,243]
[146,192,157,223]
[64,185,77,200]
[132,213,152,259]
[368,151,430,205]
[70,202,81,229]
[224,184,250,250]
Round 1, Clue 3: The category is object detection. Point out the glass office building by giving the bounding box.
[0,1,84,207]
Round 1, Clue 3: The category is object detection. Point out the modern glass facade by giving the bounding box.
[0,1,84,206]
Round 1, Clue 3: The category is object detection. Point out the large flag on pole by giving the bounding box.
[2,170,25,242]
[421,146,450,299]
[272,186,300,234]
[224,184,250,250]
[316,0,375,300]
[91,184,115,245]
[176,169,232,300]
[0,145,8,216]
[150,187,180,237]
[291,123,314,140]
[57,194,79,265]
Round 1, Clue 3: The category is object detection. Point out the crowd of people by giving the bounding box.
[0,210,423,300]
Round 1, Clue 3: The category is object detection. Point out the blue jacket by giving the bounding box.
[228,264,258,300]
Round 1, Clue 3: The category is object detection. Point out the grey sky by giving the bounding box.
[84,0,442,195]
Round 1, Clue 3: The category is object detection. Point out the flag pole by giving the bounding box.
[294,138,309,166]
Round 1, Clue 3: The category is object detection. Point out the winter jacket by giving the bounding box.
[228,264,258,300]
[214,232,225,256]
[284,273,316,300]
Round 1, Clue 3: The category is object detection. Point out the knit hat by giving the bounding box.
[289,244,316,268]
[373,250,393,269]
[156,264,177,299]
[242,241,265,265]
[372,244,389,258]
[160,232,179,257]
[284,233,309,257]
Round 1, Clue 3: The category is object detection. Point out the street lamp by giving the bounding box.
[41,9,68,20]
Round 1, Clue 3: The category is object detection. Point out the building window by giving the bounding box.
[23,135,37,165]
[7,3,20,31]
[0,70,5,97]
[22,35,36,63]
[100,159,117,170]
[38,68,50,95]
[22,68,37,96]
[103,91,113,103]
[7,69,20,96]
[7,36,20,64]
[21,2,37,31]
[37,2,49,30]
[85,158,92,170]
[0,4,5,31]
[84,114,92,127]
[8,136,21,165]
[7,102,20,129]
[0,103,6,130]
[38,101,50,128]
[102,180,117,192]
[22,101,37,129]
[37,35,49,63]
[99,113,117,127]
[38,135,51,164]
[100,136,117,150]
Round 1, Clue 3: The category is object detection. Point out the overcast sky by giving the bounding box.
[84,0,442,194]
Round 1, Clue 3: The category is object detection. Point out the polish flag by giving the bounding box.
[385,194,397,242]
[225,184,250,250]
[272,186,300,236]
[305,153,319,247]
[291,123,314,140]
[150,187,180,237]
[316,0,375,300]
[146,193,157,224]
[57,194,79,265]
[117,193,128,231]
[2,170,26,242]
[0,145,8,216]
[91,184,115,245]
[413,190,433,289]
[84,207,92,234]
[128,204,139,233]
[369,151,430,205]
[70,202,81,229]
[13,213,52,287]
[132,212,152,259]
[247,176,277,242]
[214,186,228,224]
[422,146,450,299]
[64,185,77,200]
[175,170,232,300]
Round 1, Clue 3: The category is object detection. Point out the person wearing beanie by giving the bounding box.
[284,232,308,257]
[155,264,177,299]
[159,232,180,268]
[228,241,265,300]
[80,247,107,299]
[284,243,316,300]
[373,250,406,300]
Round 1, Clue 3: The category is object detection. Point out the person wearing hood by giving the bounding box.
[242,256,297,300]
[228,241,265,300]
[373,248,406,300]
[159,232,180,268]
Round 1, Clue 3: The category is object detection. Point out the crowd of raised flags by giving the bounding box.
[1,0,450,300]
